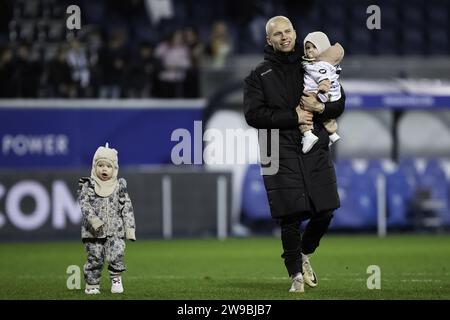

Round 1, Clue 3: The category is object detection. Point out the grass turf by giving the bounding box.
[0,235,449,300]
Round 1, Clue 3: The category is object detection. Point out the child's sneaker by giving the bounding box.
[85,284,100,295]
[328,132,341,147]
[111,275,124,294]
[289,273,304,293]
[302,131,319,153]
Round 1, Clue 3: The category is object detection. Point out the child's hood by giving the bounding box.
[317,43,345,66]
[90,143,119,197]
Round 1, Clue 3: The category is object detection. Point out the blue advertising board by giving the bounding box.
[0,104,203,168]
[1,92,450,168]
[345,93,450,109]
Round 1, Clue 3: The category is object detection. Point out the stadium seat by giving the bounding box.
[348,28,373,55]
[332,160,378,229]
[421,160,450,226]
[402,4,425,29]
[401,27,425,55]
[322,26,347,45]
[427,4,448,29]
[374,26,400,55]
[241,164,271,223]
[398,159,450,228]
[398,158,422,188]
[323,3,347,25]
[349,3,368,26]
[385,168,414,228]
[378,3,398,29]
[299,4,322,27]
[332,160,353,229]
[364,159,414,228]
[427,29,449,55]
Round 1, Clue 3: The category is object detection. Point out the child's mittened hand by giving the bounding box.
[126,228,136,241]
[318,79,331,93]
[89,217,105,231]
[96,225,104,234]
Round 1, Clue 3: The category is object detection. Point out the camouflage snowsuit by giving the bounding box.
[78,177,136,285]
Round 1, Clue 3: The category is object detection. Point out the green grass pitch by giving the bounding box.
[1,235,449,300]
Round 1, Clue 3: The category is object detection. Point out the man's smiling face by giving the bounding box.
[266,18,296,53]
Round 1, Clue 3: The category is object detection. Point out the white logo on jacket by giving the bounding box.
[260,69,272,77]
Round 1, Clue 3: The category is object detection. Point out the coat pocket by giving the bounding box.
[266,188,309,218]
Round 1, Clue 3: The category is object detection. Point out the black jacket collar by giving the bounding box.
[264,43,303,65]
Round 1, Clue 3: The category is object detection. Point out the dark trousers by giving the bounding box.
[279,210,334,277]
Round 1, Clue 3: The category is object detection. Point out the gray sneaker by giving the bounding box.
[302,254,318,287]
[289,273,305,293]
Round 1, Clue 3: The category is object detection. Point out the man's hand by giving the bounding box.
[295,106,313,125]
[299,124,313,134]
[300,92,325,113]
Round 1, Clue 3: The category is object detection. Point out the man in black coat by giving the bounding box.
[243,16,345,293]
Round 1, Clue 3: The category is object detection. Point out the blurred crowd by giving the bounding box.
[0,21,236,98]
[0,0,240,98]
[1,0,448,98]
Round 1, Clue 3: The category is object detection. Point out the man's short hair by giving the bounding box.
[265,16,293,36]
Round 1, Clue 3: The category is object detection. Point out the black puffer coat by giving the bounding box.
[243,43,345,219]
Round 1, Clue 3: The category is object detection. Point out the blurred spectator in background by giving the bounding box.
[108,0,145,21]
[0,1,13,35]
[207,21,232,70]
[12,43,42,97]
[84,28,105,98]
[67,38,90,97]
[224,0,268,53]
[153,30,191,98]
[99,30,128,98]
[125,41,156,98]
[45,47,76,98]
[183,26,203,98]
[0,46,14,97]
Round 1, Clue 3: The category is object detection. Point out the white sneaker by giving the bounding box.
[289,273,305,293]
[302,254,318,288]
[328,132,341,147]
[111,276,124,294]
[302,132,319,153]
[85,284,100,295]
